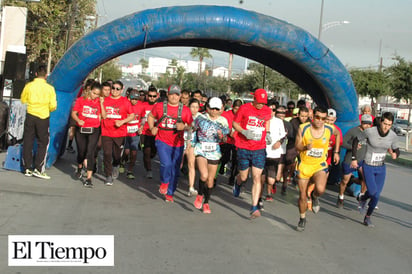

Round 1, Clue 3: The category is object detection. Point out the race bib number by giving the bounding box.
[307,148,324,158]
[371,152,385,164]
[127,125,138,133]
[201,142,217,152]
[251,129,263,141]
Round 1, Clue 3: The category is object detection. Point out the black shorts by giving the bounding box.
[264,158,282,179]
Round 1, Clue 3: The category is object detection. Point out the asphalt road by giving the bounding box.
[0,151,411,274]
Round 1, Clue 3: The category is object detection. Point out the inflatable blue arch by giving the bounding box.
[46,5,358,167]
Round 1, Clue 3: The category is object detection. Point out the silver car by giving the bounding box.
[393,119,411,136]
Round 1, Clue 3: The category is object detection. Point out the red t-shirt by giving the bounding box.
[127,101,145,137]
[141,102,156,136]
[72,97,101,128]
[150,102,193,147]
[327,124,343,165]
[234,103,272,150]
[222,109,236,145]
[101,96,133,137]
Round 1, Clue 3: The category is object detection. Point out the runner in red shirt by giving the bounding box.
[220,99,243,185]
[71,82,105,187]
[139,86,159,179]
[101,80,135,185]
[232,89,272,218]
[123,89,145,179]
[147,84,193,202]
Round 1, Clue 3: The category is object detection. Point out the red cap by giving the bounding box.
[254,89,267,104]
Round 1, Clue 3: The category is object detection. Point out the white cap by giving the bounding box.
[327,108,337,118]
[208,97,223,110]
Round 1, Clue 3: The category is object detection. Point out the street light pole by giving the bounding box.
[317,0,325,40]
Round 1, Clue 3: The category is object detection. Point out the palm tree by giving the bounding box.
[175,66,186,87]
[190,47,212,75]
[169,58,178,74]
[139,58,149,74]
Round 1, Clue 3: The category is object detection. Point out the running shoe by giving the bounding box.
[165,194,174,202]
[66,145,75,153]
[296,217,306,232]
[250,205,261,219]
[118,164,125,174]
[258,198,264,211]
[83,178,93,188]
[105,176,113,186]
[265,195,274,202]
[75,167,83,179]
[112,166,119,179]
[187,187,198,197]
[159,183,169,195]
[203,203,211,214]
[32,169,51,180]
[126,171,135,179]
[359,198,367,215]
[146,170,153,179]
[363,216,375,227]
[311,193,320,213]
[24,169,33,177]
[232,182,241,197]
[194,195,203,209]
[336,197,344,209]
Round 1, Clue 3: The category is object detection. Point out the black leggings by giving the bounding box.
[101,136,125,177]
[75,127,100,171]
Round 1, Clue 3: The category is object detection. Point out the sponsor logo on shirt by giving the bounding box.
[106,107,121,119]
[82,105,98,119]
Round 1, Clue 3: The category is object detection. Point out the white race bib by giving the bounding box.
[307,148,324,158]
[371,152,385,164]
[201,142,217,152]
[127,125,138,133]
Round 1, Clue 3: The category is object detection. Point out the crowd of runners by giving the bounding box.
[20,70,400,231]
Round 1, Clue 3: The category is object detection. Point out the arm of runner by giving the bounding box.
[115,113,135,128]
[71,110,84,126]
[333,126,341,164]
[350,137,359,168]
[147,112,158,136]
[295,127,310,152]
[100,97,107,119]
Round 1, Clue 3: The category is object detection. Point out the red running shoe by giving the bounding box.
[265,195,274,202]
[203,203,211,214]
[271,184,277,194]
[194,195,203,209]
[165,194,174,202]
[159,183,169,195]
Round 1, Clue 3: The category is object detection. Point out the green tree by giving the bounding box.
[4,0,95,65]
[93,59,122,82]
[385,56,412,102]
[230,63,302,99]
[175,66,186,87]
[190,47,212,75]
[168,58,178,74]
[139,58,149,73]
[350,69,389,115]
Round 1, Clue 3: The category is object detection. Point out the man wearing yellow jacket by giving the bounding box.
[20,65,57,179]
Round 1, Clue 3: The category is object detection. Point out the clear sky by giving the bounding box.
[96,0,412,71]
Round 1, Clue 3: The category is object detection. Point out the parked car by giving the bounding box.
[392,119,411,136]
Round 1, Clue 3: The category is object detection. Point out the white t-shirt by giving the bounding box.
[266,117,287,158]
